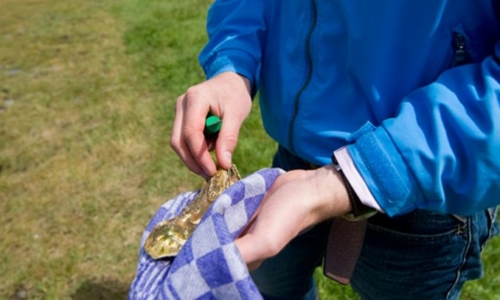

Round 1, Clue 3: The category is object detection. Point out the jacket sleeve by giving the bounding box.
[198,0,266,93]
[347,41,500,217]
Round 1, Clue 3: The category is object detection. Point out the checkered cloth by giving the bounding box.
[129,168,284,300]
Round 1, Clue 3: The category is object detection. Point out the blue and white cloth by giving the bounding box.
[129,168,284,300]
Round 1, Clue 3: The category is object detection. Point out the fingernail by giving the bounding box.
[224,151,232,165]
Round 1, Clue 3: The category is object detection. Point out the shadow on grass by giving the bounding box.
[71,278,129,300]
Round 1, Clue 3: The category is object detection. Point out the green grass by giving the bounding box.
[0,0,498,299]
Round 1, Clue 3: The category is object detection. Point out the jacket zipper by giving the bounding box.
[288,0,318,154]
[451,32,470,67]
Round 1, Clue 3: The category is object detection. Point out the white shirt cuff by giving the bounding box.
[334,147,384,213]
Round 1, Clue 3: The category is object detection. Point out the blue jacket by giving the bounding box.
[198,0,500,217]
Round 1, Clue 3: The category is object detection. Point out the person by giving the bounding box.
[170,1,500,299]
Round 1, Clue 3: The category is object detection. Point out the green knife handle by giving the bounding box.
[204,115,222,136]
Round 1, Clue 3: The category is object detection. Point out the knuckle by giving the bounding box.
[170,137,179,150]
[223,133,239,148]
[184,86,201,102]
[175,96,184,108]
[182,126,198,141]
[176,93,185,102]
[170,133,183,153]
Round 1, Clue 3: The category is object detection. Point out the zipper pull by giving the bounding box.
[451,32,470,67]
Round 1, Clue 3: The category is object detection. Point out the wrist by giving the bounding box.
[331,154,377,221]
[213,71,251,95]
[309,166,353,221]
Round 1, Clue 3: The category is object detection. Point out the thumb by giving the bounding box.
[234,234,266,271]
[215,114,243,169]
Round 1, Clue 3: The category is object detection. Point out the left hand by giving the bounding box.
[235,165,352,270]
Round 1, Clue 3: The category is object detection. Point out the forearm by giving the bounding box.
[199,0,265,94]
[347,45,500,217]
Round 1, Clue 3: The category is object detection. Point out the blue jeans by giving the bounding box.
[251,146,499,300]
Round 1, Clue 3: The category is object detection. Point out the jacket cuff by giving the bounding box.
[334,147,384,213]
[202,49,259,96]
[346,122,424,216]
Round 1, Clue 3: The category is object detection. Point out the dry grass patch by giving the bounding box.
[0,0,195,298]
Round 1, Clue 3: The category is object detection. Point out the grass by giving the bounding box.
[0,0,498,299]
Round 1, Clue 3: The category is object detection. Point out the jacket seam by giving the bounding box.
[288,0,318,154]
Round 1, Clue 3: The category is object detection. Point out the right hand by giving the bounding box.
[170,72,252,178]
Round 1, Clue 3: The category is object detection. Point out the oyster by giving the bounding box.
[144,165,241,259]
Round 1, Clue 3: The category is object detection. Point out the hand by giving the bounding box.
[235,165,352,270]
[171,72,252,178]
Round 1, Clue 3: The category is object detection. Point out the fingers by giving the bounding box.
[214,76,252,169]
[236,212,300,271]
[235,234,266,271]
[182,88,219,176]
[170,72,252,177]
[215,113,241,169]
[170,93,216,177]
[235,210,275,271]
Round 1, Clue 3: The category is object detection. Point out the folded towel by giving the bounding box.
[129,168,284,300]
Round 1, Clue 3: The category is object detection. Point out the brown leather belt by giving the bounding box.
[324,218,367,285]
